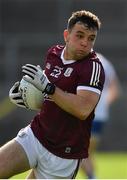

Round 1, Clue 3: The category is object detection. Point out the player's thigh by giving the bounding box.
[0,139,30,178]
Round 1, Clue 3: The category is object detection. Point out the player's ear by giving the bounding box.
[63,29,69,43]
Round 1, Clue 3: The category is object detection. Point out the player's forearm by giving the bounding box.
[50,87,92,120]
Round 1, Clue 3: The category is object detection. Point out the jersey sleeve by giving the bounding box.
[77,60,105,94]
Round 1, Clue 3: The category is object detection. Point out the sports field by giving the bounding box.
[11,152,127,179]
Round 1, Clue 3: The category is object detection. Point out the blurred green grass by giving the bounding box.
[77,152,127,179]
[11,152,127,179]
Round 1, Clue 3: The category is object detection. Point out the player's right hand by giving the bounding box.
[22,64,50,92]
[9,81,26,108]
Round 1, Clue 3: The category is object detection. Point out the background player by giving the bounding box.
[0,10,105,178]
[80,52,121,179]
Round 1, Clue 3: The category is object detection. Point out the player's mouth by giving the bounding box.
[76,50,87,56]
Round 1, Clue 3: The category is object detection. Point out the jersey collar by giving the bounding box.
[61,48,76,65]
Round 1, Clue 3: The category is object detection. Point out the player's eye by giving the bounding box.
[88,36,95,42]
[76,34,83,39]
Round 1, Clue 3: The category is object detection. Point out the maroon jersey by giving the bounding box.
[31,45,105,159]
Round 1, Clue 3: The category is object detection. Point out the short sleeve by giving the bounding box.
[77,60,105,94]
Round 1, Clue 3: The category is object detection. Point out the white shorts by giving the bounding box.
[15,125,80,179]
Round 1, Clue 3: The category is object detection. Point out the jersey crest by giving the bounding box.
[64,67,73,77]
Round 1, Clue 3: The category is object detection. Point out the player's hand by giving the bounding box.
[9,81,26,108]
[22,64,50,92]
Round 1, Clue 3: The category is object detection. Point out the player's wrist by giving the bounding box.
[44,83,56,95]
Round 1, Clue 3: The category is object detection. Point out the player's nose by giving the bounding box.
[81,39,88,47]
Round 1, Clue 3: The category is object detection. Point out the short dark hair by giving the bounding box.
[67,10,101,31]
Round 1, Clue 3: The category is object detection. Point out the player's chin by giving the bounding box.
[76,50,88,58]
[76,53,87,60]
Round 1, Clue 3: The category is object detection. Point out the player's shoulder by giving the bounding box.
[77,51,105,78]
[80,51,103,69]
[91,51,105,72]
[90,51,103,64]
[47,44,64,56]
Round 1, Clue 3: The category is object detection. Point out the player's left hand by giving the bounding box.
[22,64,50,92]
[9,81,27,108]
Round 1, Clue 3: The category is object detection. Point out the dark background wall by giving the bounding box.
[0,0,127,151]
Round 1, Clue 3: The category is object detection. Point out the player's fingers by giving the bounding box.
[17,103,27,108]
[15,99,24,104]
[22,69,35,79]
[23,75,34,84]
[14,81,20,86]
[22,65,36,75]
[9,92,21,99]
[24,64,37,72]
[37,65,43,72]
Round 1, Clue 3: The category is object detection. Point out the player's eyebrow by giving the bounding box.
[76,31,85,34]
[76,31,96,38]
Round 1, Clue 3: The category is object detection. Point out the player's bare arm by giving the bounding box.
[50,88,100,120]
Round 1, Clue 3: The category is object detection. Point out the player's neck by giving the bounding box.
[63,47,73,60]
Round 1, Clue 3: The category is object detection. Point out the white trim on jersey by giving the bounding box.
[61,48,76,64]
[77,86,101,94]
[90,61,101,86]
